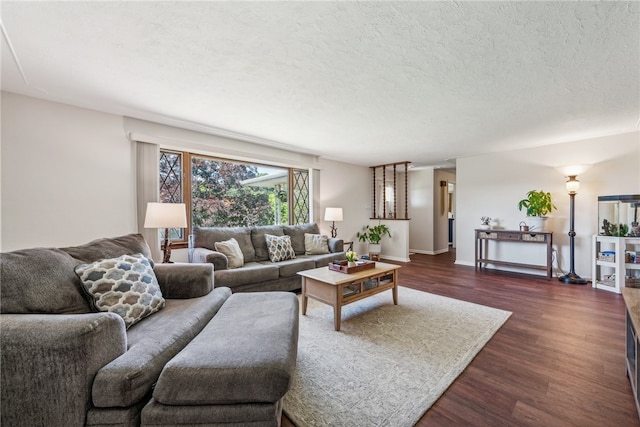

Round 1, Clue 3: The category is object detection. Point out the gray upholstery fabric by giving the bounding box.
[0,313,126,427]
[61,233,154,265]
[142,399,282,426]
[153,292,298,405]
[312,251,348,267]
[92,287,232,408]
[213,262,280,288]
[86,396,150,427]
[190,223,346,292]
[283,223,320,255]
[328,237,345,253]
[229,275,302,293]
[260,258,315,278]
[191,247,228,271]
[250,225,284,261]
[0,247,92,314]
[153,263,213,299]
[193,227,256,262]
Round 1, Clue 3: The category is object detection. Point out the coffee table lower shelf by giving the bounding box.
[298,262,401,331]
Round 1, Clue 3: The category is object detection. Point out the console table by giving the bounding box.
[475,229,553,279]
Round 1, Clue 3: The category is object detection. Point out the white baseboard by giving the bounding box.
[454,260,475,267]
[410,248,449,256]
[380,255,411,263]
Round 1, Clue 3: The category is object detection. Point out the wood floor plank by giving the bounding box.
[282,251,640,426]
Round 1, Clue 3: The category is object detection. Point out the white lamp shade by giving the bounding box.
[144,203,187,228]
[565,176,580,194]
[324,207,343,222]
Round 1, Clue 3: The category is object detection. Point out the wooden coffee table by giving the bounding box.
[297,262,401,331]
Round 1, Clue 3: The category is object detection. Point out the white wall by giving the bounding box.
[1,92,373,256]
[317,158,370,250]
[456,131,640,279]
[1,92,138,250]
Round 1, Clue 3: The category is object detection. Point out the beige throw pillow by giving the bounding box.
[304,233,330,255]
[215,238,244,269]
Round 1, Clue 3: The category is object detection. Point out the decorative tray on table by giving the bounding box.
[328,260,375,274]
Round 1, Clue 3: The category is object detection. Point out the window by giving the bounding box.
[159,150,310,242]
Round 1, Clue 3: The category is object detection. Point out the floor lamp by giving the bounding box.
[558,175,587,285]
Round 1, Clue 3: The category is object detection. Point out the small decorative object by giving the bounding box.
[480,216,491,230]
[345,250,358,267]
[601,219,629,237]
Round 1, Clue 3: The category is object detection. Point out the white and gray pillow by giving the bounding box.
[265,234,296,262]
[75,253,165,329]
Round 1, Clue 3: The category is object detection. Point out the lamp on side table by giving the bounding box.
[144,202,187,263]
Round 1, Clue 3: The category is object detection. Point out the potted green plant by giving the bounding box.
[480,216,492,230]
[517,190,556,231]
[356,223,391,256]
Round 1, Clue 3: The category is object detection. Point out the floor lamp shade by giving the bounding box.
[144,202,187,262]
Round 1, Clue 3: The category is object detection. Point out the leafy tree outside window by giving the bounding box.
[160,150,310,243]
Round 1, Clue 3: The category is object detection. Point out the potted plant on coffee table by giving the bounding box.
[517,190,556,232]
[356,223,391,257]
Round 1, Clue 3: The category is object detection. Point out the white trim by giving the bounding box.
[411,248,449,255]
[123,117,320,170]
[380,255,411,263]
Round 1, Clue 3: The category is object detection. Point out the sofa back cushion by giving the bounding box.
[0,248,92,314]
[283,223,320,255]
[251,225,284,261]
[193,227,256,263]
[61,233,155,265]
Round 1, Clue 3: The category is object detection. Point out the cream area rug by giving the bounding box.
[283,286,511,427]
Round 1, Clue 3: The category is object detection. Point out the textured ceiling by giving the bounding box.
[1,1,639,167]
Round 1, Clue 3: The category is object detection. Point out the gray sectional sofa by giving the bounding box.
[0,233,299,427]
[189,222,346,292]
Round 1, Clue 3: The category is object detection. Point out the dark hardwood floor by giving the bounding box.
[283,250,640,426]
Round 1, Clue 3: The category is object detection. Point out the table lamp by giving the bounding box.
[324,207,343,238]
[144,202,187,263]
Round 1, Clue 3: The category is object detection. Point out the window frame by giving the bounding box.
[159,149,310,248]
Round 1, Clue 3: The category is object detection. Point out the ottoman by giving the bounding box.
[141,291,299,427]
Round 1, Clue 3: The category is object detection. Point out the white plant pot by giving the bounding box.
[368,243,382,254]
[479,224,490,230]
[527,216,548,232]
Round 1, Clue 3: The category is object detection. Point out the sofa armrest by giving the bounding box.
[0,313,126,426]
[191,247,228,271]
[328,238,344,253]
[153,263,214,298]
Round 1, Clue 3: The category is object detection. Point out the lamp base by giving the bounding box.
[558,272,588,285]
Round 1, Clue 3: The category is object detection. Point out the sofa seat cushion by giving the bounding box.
[152,292,299,405]
[193,227,256,263]
[260,257,315,278]
[213,262,279,288]
[0,248,92,314]
[92,287,232,408]
[312,252,347,268]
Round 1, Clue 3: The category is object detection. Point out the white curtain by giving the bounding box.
[136,141,161,261]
